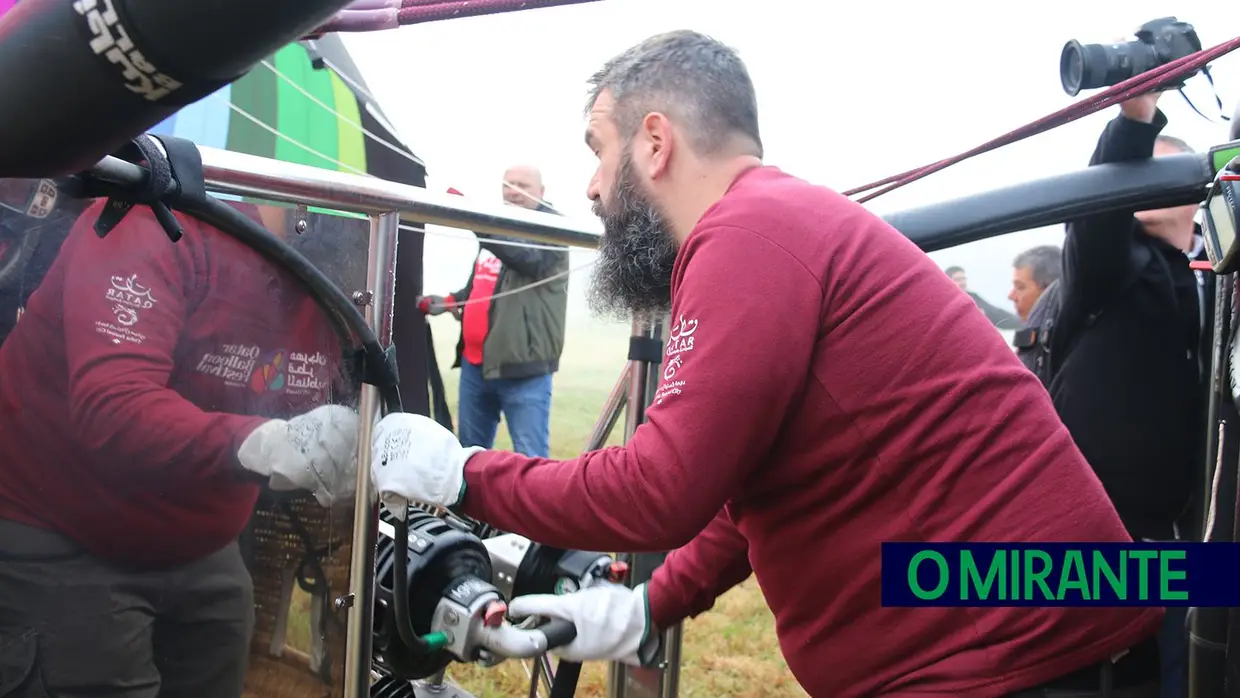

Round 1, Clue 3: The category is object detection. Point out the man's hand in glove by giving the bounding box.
[371,413,484,519]
[237,404,360,507]
[417,294,460,319]
[507,582,660,666]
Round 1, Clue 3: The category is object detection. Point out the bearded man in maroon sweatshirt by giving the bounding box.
[371,30,1163,697]
[0,200,359,697]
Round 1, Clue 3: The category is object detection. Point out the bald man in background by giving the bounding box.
[418,165,569,457]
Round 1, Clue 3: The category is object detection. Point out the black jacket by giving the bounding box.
[968,291,1021,330]
[1048,110,1206,540]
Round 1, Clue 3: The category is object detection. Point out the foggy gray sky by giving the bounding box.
[342,0,1239,314]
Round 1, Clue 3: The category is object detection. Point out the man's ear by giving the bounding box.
[640,112,674,180]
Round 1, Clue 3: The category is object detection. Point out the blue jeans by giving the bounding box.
[1158,605,1187,698]
[457,361,552,457]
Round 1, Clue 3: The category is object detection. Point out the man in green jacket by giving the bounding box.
[418,165,569,457]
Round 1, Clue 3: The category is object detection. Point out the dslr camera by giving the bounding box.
[1059,17,1202,96]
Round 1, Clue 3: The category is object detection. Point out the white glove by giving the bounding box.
[507,582,658,666]
[371,412,484,519]
[238,404,360,507]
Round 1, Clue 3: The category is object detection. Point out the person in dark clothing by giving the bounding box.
[418,166,570,457]
[1011,246,1063,381]
[1048,90,1206,698]
[0,201,360,698]
[1010,245,1062,324]
[945,264,1022,329]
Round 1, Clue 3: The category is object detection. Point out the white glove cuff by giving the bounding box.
[453,445,487,503]
[620,583,661,667]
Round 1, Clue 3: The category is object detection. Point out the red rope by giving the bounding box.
[844,35,1240,204]
[396,0,599,25]
[308,0,602,35]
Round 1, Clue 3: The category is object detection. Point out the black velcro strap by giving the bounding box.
[153,134,208,207]
[628,336,663,363]
[94,134,182,241]
[358,343,401,393]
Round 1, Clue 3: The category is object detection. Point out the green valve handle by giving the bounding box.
[421,631,449,652]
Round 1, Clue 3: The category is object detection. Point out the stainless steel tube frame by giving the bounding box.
[194,146,602,248]
[587,363,633,451]
[343,212,400,698]
[93,145,626,698]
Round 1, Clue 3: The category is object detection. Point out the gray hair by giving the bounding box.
[586,30,762,158]
[1013,245,1062,289]
[1156,134,1195,154]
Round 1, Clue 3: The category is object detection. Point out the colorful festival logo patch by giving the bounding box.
[250,349,288,393]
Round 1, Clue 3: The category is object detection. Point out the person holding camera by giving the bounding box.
[1045,89,1207,698]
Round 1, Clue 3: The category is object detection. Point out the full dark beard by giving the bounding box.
[586,152,678,320]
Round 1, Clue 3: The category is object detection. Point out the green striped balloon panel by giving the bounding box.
[149,44,374,217]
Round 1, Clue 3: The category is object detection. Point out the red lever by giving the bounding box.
[483,600,507,628]
[607,561,630,583]
[1190,260,1214,272]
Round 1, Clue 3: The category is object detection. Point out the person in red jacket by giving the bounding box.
[370,30,1162,697]
[0,200,359,697]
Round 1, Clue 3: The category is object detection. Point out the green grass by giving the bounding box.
[286,313,805,697]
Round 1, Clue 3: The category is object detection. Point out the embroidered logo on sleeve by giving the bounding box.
[26,180,57,219]
[654,315,698,405]
[95,273,157,345]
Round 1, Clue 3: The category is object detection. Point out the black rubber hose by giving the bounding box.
[189,194,434,660]
[176,195,401,414]
[181,194,430,655]
[0,0,352,178]
[391,515,435,655]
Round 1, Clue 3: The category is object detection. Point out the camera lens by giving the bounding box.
[1060,40,1122,97]
[1059,40,1086,96]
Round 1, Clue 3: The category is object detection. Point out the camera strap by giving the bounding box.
[1177,65,1230,124]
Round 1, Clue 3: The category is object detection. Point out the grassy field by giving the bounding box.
[287,312,806,697]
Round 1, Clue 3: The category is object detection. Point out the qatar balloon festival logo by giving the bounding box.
[250,349,288,393]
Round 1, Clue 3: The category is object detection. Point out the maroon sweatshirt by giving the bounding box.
[461,167,1161,696]
[0,201,344,570]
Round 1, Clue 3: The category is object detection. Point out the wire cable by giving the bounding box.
[259,57,428,169]
[224,104,589,306]
[441,259,595,307]
[228,101,372,177]
[304,54,558,210]
[230,102,571,252]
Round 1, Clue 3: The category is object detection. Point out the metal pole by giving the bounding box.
[85,152,601,248]
[1189,274,1236,698]
[608,314,679,698]
[517,362,633,698]
[342,211,400,698]
[1199,275,1233,540]
[586,364,633,451]
[660,624,682,698]
[192,147,602,247]
[89,146,1221,254]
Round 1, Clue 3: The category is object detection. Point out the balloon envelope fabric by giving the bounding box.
[148,40,424,184]
[0,0,424,186]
